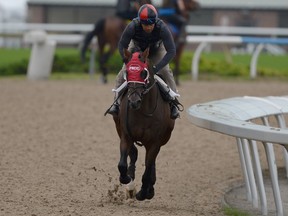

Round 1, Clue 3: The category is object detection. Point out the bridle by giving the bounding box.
[125,52,158,116]
[127,83,145,102]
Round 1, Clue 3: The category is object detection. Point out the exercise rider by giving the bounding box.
[107,4,180,119]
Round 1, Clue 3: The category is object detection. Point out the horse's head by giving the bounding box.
[124,48,152,110]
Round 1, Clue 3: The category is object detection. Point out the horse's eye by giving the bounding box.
[140,70,148,80]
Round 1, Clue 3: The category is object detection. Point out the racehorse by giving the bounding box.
[111,48,175,200]
[80,0,151,83]
[161,0,200,85]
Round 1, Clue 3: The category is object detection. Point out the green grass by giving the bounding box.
[1,48,288,80]
[0,48,31,66]
[201,51,288,70]
[0,48,79,65]
[223,207,252,216]
[201,51,288,76]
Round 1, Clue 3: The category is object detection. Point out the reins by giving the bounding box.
[120,49,161,145]
[125,75,158,146]
[141,80,159,117]
[127,84,143,100]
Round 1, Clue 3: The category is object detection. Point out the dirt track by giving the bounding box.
[0,78,287,216]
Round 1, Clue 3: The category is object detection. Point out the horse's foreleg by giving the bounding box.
[127,144,138,180]
[136,163,156,201]
[118,139,132,185]
[127,144,138,199]
[136,146,160,201]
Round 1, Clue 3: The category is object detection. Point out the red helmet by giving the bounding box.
[138,4,158,25]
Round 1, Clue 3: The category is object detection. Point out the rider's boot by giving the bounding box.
[153,75,181,119]
[107,103,119,116]
[170,103,180,119]
[106,79,128,116]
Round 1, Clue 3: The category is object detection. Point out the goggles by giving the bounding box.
[140,18,156,25]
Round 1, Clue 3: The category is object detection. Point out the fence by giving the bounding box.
[2,23,288,37]
[1,23,288,79]
[187,96,288,216]
[187,36,288,80]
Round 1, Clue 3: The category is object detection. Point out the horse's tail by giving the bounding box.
[80,18,106,63]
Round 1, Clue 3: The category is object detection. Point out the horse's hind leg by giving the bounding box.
[174,43,185,86]
[99,48,116,84]
[97,39,108,84]
[127,144,138,180]
[136,146,160,201]
[99,66,108,84]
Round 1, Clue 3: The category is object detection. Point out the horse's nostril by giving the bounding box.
[129,100,141,110]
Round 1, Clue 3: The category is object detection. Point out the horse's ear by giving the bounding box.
[124,49,131,60]
[143,48,149,59]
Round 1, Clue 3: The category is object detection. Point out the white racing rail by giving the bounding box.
[187,36,288,80]
[187,96,288,216]
[2,24,288,80]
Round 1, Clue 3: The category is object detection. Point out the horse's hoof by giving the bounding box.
[119,176,131,185]
[146,187,154,200]
[136,187,155,201]
[136,190,146,201]
[125,180,136,199]
[126,189,136,199]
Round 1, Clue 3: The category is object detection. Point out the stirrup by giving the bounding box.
[104,81,127,116]
[170,104,180,119]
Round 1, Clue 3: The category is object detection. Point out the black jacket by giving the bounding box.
[118,18,176,73]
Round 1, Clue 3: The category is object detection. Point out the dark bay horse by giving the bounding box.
[81,16,126,83]
[161,0,200,85]
[80,0,151,83]
[112,48,175,200]
[80,0,198,85]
